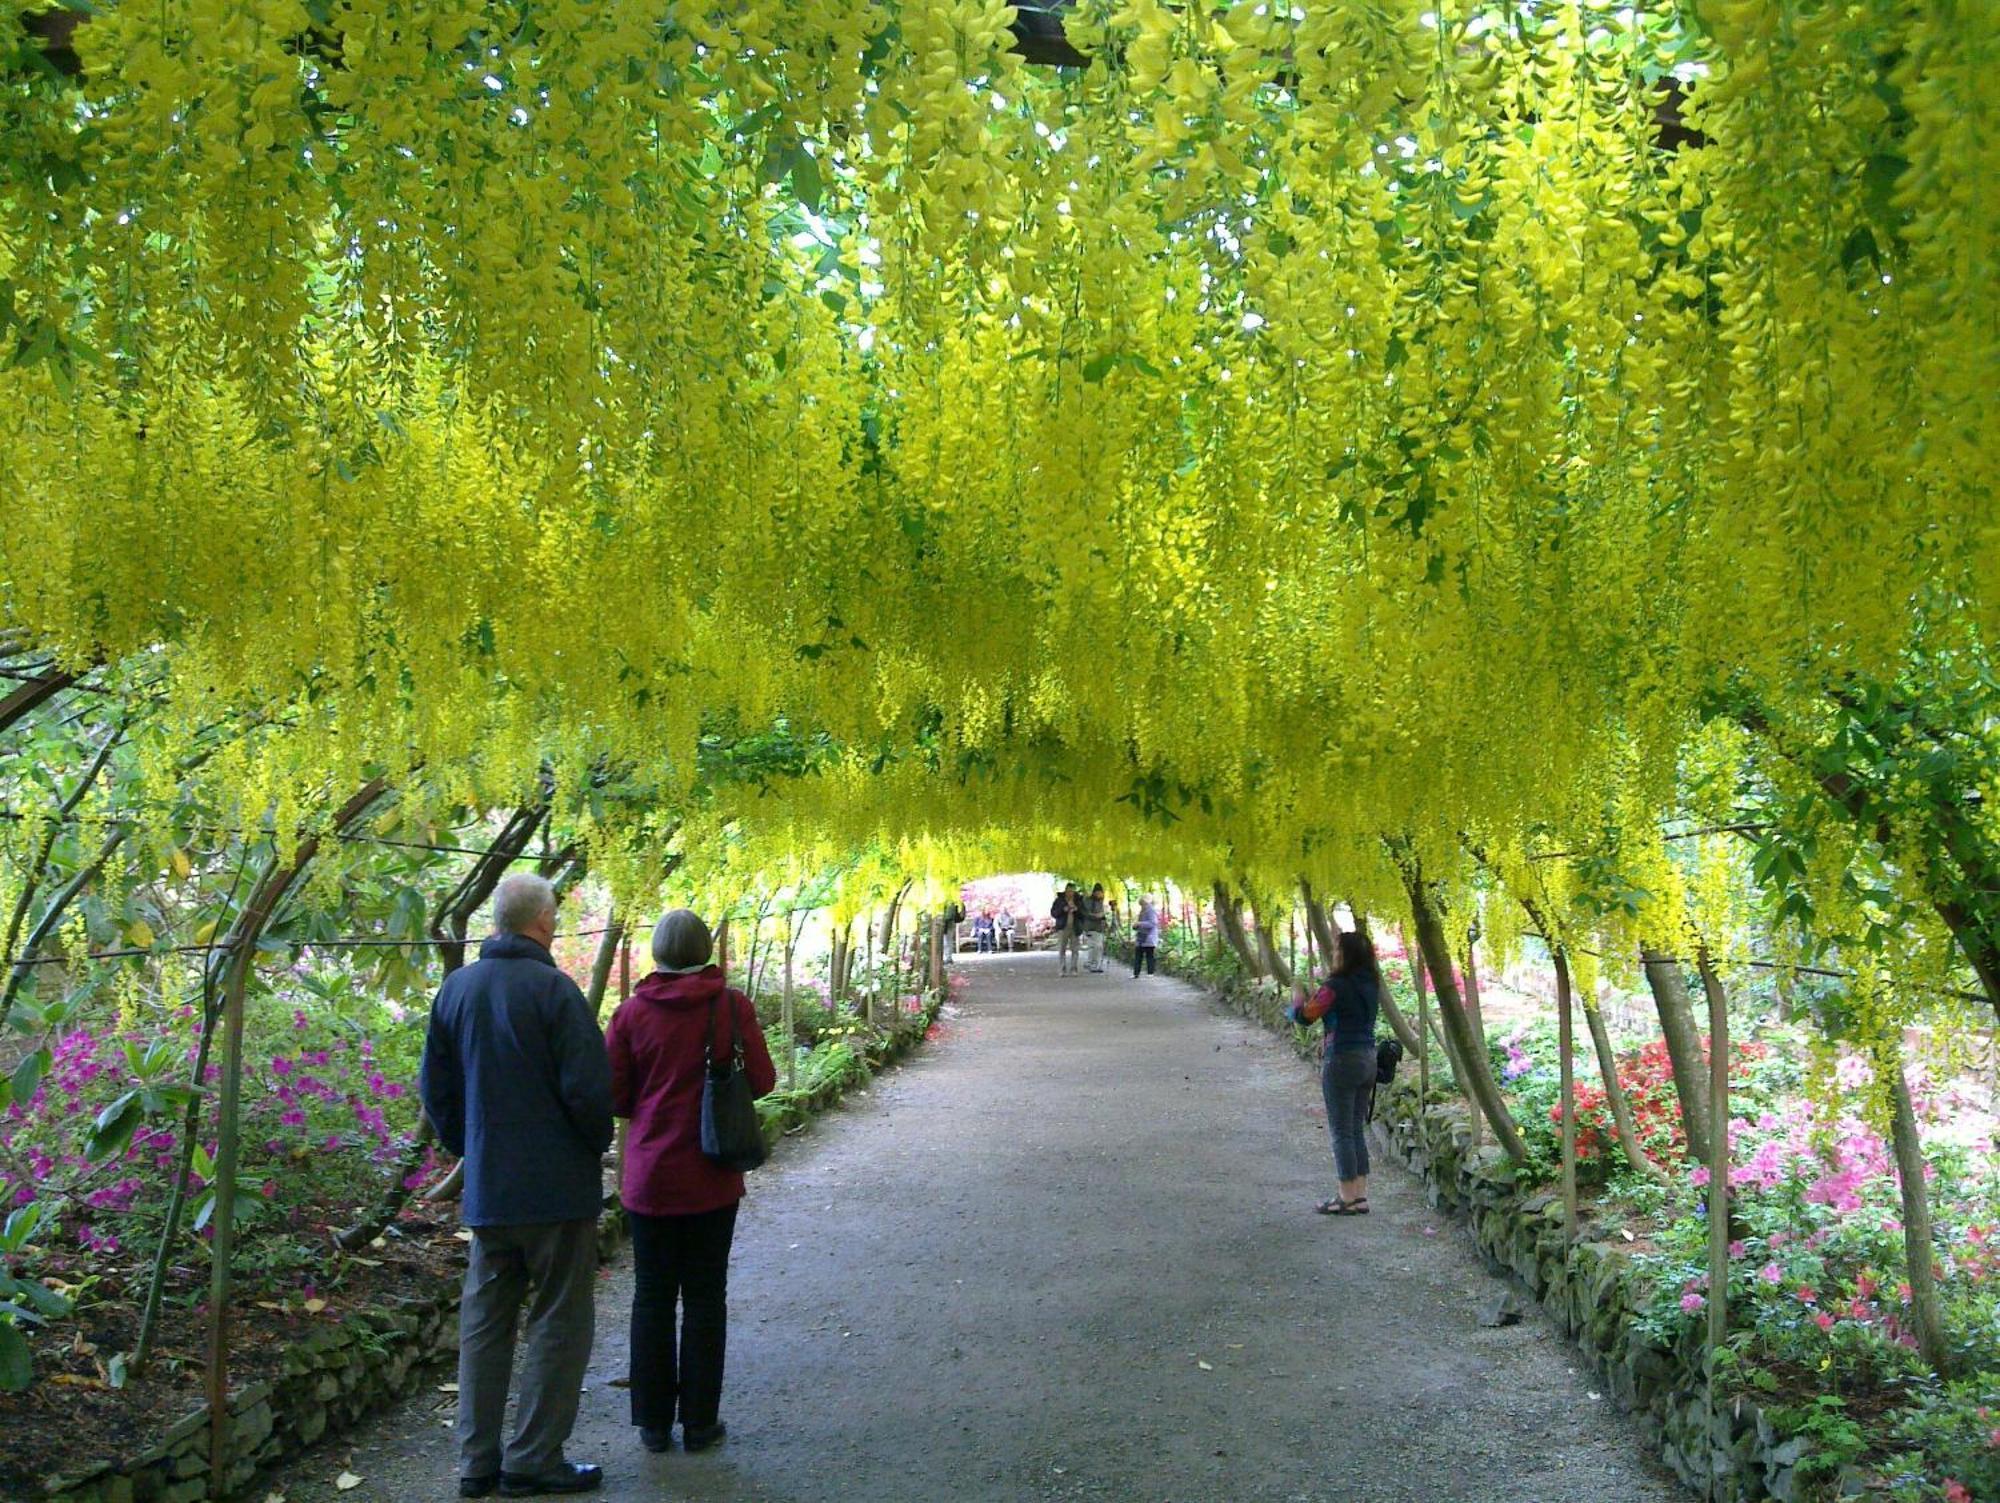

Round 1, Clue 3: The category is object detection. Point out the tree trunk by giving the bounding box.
[1255,918,1294,987]
[1301,881,1339,965]
[200,779,390,1483]
[1405,926,1463,1082]
[585,916,625,1015]
[782,920,800,1091]
[1462,937,1489,1058]
[1641,947,1714,1164]
[429,803,546,972]
[1556,947,1579,1241]
[0,825,129,1030]
[1401,863,1528,1160]
[1704,936,1732,1441]
[1581,989,1671,1185]
[1882,1040,1953,1376]
[829,924,849,1014]
[1211,882,1262,976]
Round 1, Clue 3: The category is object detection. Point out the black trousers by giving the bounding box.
[627,1202,739,1432]
[1132,944,1157,976]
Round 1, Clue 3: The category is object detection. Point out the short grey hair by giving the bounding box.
[652,909,713,972]
[492,872,558,935]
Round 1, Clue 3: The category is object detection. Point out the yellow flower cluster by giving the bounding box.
[0,0,1993,946]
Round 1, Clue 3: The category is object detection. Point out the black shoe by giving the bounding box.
[460,1478,499,1499]
[498,1463,603,1496]
[681,1422,727,1453]
[639,1427,674,1454]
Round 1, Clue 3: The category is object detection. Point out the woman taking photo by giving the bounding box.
[606,910,777,1455]
[1288,929,1383,1216]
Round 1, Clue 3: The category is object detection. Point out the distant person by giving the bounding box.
[1131,896,1161,977]
[972,912,996,952]
[1287,929,1384,1216]
[1080,883,1110,973]
[606,909,777,1458]
[420,873,614,1499]
[996,912,1016,951]
[1051,884,1083,975]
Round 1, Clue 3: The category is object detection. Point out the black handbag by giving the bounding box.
[700,989,767,1171]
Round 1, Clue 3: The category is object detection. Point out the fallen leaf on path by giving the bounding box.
[335,1472,363,1491]
[264,1492,287,1503]
[1197,1360,1213,1371]
[454,1229,474,1241]
[303,1298,327,1314]
[437,1382,459,1394]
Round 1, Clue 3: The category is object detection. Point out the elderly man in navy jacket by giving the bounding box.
[421,873,614,1498]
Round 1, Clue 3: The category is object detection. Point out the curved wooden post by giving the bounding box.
[206,779,388,1495]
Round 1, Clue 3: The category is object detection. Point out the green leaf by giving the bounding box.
[9,1048,48,1106]
[12,1282,68,1320]
[1,1203,44,1252]
[791,148,823,213]
[0,1321,31,1393]
[1081,352,1117,382]
[84,1091,144,1163]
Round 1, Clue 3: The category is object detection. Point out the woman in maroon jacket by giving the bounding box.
[606,910,777,1456]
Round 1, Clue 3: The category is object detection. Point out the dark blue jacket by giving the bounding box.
[419,933,615,1227]
[1297,972,1380,1054]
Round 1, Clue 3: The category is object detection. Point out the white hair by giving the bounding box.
[491,872,558,935]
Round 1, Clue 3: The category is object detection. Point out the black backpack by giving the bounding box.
[1375,1035,1405,1086]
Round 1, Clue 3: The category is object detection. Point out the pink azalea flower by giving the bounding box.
[1759,1262,1783,1285]
[1680,1292,1705,1314]
[1813,1312,1834,1332]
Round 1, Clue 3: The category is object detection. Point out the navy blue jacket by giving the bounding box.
[1297,972,1380,1054]
[419,933,615,1227]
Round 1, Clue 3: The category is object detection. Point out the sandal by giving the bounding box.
[1314,1198,1345,1215]
[1337,1197,1370,1216]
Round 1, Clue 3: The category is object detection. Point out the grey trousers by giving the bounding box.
[458,1218,598,1478]
[1057,929,1080,973]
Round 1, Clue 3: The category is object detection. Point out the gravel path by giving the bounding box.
[265,955,1688,1503]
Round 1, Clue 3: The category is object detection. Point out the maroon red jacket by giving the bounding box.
[606,967,778,1216]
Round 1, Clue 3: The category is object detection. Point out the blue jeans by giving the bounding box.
[1322,1047,1374,1181]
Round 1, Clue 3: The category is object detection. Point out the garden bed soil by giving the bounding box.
[0,1215,464,1497]
[1,1003,942,1502]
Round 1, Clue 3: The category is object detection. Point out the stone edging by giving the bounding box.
[1189,963,1810,1503]
[43,998,945,1503]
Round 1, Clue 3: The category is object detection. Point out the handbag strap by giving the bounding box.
[704,986,746,1069]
